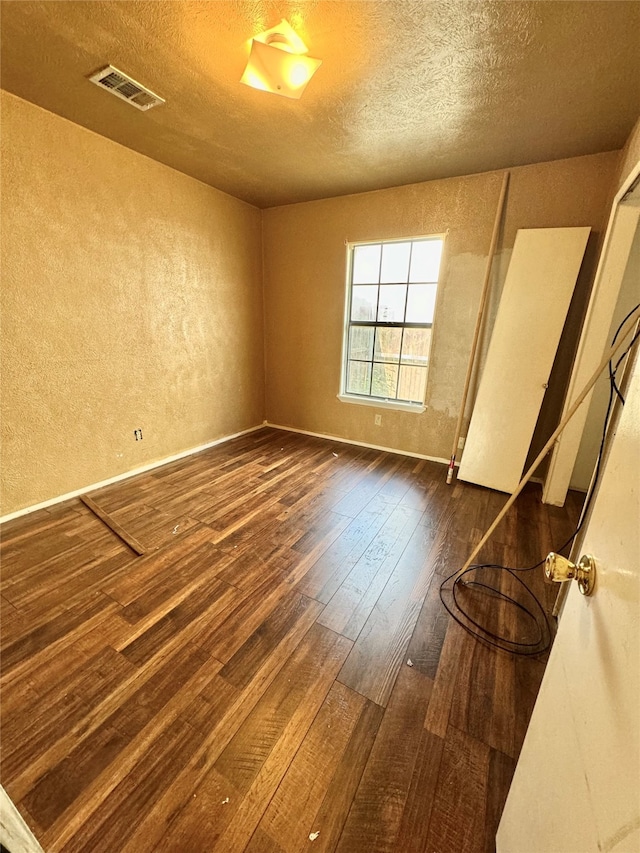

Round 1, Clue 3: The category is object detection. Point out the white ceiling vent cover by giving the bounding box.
[88,65,165,111]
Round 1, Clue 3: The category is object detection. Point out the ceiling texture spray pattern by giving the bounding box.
[1,0,639,207]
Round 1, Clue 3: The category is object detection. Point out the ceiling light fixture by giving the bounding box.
[240,19,321,100]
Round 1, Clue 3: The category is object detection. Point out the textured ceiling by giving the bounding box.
[2,1,639,208]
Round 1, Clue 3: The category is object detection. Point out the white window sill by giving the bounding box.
[337,394,426,414]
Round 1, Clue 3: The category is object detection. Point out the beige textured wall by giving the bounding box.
[263,152,618,461]
[1,91,264,516]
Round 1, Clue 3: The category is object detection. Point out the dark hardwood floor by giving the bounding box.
[0,428,583,852]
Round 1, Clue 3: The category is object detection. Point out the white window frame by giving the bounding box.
[338,235,445,413]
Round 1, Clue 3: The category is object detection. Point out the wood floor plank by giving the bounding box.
[7,629,217,804]
[20,642,212,832]
[393,725,445,853]
[247,682,367,853]
[1,524,89,579]
[300,699,384,853]
[405,570,450,679]
[214,624,352,797]
[423,620,467,738]
[152,767,242,853]
[447,567,519,758]
[513,654,548,758]
[0,593,24,637]
[448,626,517,758]
[1,592,119,677]
[218,591,323,690]
[483,748,517,852]
[214,544,293,590]
[5,551,134,620]
[2,540,104,601]
[317,504,423,640]
[0,505,77,548]
[86,474,169,514]
[215,505,295,556]
[129,623,351,853]
[70,644,140,706]
[209,631,353,853]
[336,521,437,706]
[330,456,405,518]
[2,692,92,783]
[119,574,240,667]
[295,494,396,603]
[21,723,131,835]
[244,828,287,853]
[1,536,128,626]
[0,675,40,721]
[117,544,227,625]
[423,724,491,853]
[204,446,331,534]
[6,637,105,705]
[42,657,223,853]
[334,666,433,853]
[101,529,222,606]
[291,509,355,557]
[58,717,205,853]
[278,514,353,589]
[117,623,350,853]
[2,646,138,782]
[177,672,240,737]
[111,504,203,550]
[192,575,293,663]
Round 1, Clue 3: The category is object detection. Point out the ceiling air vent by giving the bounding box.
[88,65,165,111]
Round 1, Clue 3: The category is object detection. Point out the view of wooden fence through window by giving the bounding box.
[345,237,444,404]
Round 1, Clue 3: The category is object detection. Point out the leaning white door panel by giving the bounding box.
[458,227,590,493]
[497,350,640,852]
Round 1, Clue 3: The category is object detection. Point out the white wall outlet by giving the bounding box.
[374,414,382,426]
[458,436,466,450]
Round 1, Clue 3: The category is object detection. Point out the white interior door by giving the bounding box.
[458,227,590,493]
[496,348,640,853]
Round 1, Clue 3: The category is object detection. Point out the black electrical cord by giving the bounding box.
[440,303,640,656]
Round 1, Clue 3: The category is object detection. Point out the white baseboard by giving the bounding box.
[0,424,264,525]
[265,422,452,466]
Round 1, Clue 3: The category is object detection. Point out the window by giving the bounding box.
[341,237,444,409]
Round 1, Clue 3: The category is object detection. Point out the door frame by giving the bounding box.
[0,785,45,853]
[543,159,640,506]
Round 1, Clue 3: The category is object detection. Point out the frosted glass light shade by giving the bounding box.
[241,20,321,100]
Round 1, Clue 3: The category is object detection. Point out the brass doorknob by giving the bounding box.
[544,553,597,596]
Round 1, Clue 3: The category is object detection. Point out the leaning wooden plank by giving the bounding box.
[80,495,147,555]
[447,171,509,484]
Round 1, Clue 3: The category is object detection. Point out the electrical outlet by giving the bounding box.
[458,436,465,450]
[374,414,382,426]
[134,428,144,441]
